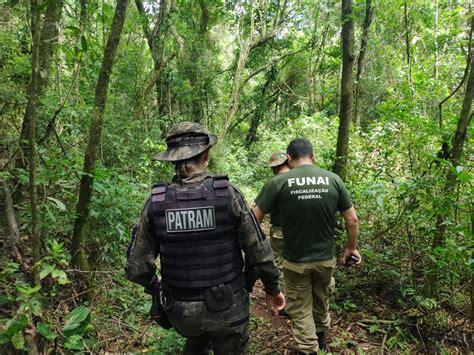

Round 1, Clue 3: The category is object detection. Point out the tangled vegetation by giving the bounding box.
[1,0,472,352]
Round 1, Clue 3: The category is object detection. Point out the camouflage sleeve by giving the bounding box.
[229,184,281,296]
[124,198,159,289]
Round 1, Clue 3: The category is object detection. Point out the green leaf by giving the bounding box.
[11,331,25,350]
[0,315,28,345]
[16,284,41,296]
[46,197,67,211]
[81,35,88,52]
[64,334,85,350]
[457,170,470,184]
[51,239,64,253]
[40,264,55,280]
[63,305,91,336]
[66,25,81,35]
[376,195,384,209]
[37,322,57,341]
[369,324,378,334]
[51,269,70,285]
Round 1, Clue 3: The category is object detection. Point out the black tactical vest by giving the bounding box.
[149,176,244,293]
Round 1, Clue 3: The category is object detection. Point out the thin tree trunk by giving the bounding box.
[404,0,414,96]
[72,0,88,95]
[25,0,44,283]
[40,0,86,145]
[333,0,355,180]
[189,0,209,123]
[425,40,474,298]
[222,44,251,136]
[18,0,64,169]
[438,14,473,129]
[135,0,171,118]
[71,0,129,270]
[354,0,373,129]
[470,203,474,338]
[434,0,439,80]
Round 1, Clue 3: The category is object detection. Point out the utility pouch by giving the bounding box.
[203,284,233,312]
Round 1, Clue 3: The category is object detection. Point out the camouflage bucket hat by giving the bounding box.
[267,151,288,167]
[153,121,218,162]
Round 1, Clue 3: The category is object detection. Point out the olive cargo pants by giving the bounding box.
[269,225,286,294]
[283,257,336,353]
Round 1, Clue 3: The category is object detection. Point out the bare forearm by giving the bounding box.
[345,220,359,249]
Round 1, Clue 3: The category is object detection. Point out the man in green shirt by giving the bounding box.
[254,139,361,353]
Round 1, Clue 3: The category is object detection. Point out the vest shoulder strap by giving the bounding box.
[151,183,168,202]
[212,175,229,197]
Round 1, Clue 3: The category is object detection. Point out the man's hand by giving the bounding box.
[267,292,286,316]
[341,248,362,267]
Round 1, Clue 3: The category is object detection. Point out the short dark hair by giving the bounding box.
[287,139,314,160]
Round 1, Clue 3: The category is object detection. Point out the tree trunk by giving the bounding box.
[71,0,129,270]
[425,38,474,298]
[25,0,44,283]
[354,0,373,129]
[332,0,355,181]
[18,0,64,169]
[135,0,171,119]
[222,43,251,137]
[189,0,209,123]
[404,0,414,96]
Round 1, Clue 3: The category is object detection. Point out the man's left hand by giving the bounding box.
[267,292,286,316]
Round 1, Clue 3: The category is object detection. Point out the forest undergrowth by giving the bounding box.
[1,0,473,352]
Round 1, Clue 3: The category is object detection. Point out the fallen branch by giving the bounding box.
[381,330,388,351]
[65,269,120,274]
[360,319,401,324]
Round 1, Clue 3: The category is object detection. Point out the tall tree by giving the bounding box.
[353,0,373,129]
[17,0,64,170]
[221,0,287,137]
[333,0,355,180]
[425,16,474,298]
[71,0,130,270]
[404,0,414,96]
[21,0,65,281]
[135,0,172,119]
[188,0,210,123]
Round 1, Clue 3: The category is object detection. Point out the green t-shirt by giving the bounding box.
[269,206,281,227]
[255,164,352,262]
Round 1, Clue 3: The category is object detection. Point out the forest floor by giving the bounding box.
[248,280,383,354]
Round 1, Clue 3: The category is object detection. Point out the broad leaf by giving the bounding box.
[37,322,57,341]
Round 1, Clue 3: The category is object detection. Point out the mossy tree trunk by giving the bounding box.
[425,33,474,298]
[71,0,129,271]
[353,0,373,129]
[333,0,355,181]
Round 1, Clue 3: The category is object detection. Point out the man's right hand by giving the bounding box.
[341,248,362,267]
[268,292,286,316]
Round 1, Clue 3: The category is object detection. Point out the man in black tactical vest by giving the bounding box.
[125,122,285,354]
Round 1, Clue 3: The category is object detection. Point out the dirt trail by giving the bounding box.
[248,281,383,353]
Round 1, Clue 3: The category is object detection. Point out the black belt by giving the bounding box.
[166,275,245,301]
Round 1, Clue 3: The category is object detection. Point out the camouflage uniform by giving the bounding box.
[266,151,289,294]
[125,122,280,354]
